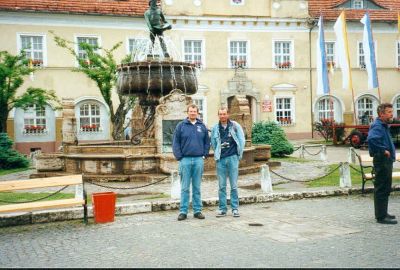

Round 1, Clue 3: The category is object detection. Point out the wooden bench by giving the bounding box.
[0,175,87,224]
[353,151,400,194]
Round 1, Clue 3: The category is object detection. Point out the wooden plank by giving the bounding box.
[361,154,400,162]
[0,175,82,192]
[364,172,400,180]
[0,198,85,213]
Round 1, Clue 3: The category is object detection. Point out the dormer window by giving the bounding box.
[353,0,363,9]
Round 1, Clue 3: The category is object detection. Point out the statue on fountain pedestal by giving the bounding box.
[144,0,172,58]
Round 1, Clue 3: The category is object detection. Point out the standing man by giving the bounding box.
[211,108,245,218]
[367,103,397,225]
[172,104,210,221]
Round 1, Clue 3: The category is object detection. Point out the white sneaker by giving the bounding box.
[216,210,227,217]
[232,209,240,217]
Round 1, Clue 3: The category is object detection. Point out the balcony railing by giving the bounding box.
[23,126,48,135]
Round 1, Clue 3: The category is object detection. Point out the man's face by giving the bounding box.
[218,110,229,123]
[379,107,393,123]
[187,107,198,121]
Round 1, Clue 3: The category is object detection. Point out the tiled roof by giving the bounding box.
[309,0,400,21]
[0,0,148,17]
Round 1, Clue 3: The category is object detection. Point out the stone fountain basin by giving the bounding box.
[117,61,198,96]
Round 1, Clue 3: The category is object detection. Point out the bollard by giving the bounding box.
[260,164,273,193]
[320,145,327,162]
[170,170,181,199]
[339,162,352,188]
[348,147,356,164]
[299,144,305,159]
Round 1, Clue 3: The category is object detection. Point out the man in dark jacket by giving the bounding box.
[367,103,397,225]
[172,104,210,221]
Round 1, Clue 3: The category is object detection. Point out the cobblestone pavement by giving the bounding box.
[0,194,399,268]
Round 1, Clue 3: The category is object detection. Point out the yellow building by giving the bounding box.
[0,0,399,155]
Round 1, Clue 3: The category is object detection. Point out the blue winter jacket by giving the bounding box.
[367,118,396,162]
[211,120,246,161]
[172,118,210,161]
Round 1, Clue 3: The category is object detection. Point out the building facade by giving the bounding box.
[0,0,399,155]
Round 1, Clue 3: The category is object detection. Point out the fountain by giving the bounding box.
[34,1,270,182]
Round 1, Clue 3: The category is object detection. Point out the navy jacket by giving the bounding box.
[367,118,396,162]
[172,118,210,161]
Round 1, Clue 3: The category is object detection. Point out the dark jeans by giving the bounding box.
[373,155,393,220]
[149,31,169,57]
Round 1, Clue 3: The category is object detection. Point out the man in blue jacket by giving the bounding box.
[367,103,397,225]
[172,104,210,221]
[211,108,245,218]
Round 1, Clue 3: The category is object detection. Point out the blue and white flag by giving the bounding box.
[316,16,330,95]
[360,13,379,89]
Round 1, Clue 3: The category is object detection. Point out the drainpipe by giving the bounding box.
[307,17,318,139]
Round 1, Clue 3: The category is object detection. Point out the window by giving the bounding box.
[397,41,400,68]
[76,36,99,63]
[357,96,377,124]
[275,97,294,126]
[394,96,400,120]
[317,98,335,121]
[192,97,207,123]
[183,40,204,69]
[23,105,47,134]
[358,42,366,69]
[128,38,148,61]
[325,42,335,68]
[231,0,244,5]
[79,103,101,132]
[229,41,249,68]
[19,35,45,67]
[273,41,293,69]
[353,0,363,9]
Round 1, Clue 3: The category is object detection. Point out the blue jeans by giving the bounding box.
[179,157,204,214]
[216,154,239,212]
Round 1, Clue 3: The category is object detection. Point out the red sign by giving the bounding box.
[262,100,272,112]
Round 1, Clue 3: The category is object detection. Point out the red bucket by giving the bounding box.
[92,192,116,223]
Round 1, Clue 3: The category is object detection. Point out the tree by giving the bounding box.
[0,50,59,133]
[0,133,29,169]
[51,31,135,140]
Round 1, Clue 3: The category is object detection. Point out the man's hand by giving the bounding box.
[384,150,391,158]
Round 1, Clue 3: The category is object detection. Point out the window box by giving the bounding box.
[23,126,47,135]
[234,59,247,68]
[80,124,101,133]
[30,59,43,67]
[327,61,335,68]
[275,61,292,70]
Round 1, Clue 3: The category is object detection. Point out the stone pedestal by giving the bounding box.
[61,98,77,145]
[229,95,252,147]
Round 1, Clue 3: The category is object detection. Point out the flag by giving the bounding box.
[360,13,378,89]
[398,12,400,35]
[333,12,352,90]
[316,16,330,95]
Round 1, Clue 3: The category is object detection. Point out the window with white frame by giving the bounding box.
[229,41,248,68]
[353,0,363,9]
[128,38,148,61]
[357,96,377,124]
[79,103,101,132]
[397,41,400,68]
[358,41,366,69]
[184,40,203,69]
[20,35,45,67]
[317,98,335,121]
[231,0,244,5]
[395,96,400,120]
[23,105,47,134]
[273,41,292,69]
[76,36,99,63]
[275,97,294,126]
[192,97,207,123]
[325,42,335,68]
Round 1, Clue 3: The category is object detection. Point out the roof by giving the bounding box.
[309,0,400,21]
[0,0,148,17]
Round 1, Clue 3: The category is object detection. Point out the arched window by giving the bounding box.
[315,96,343,123]
[79,103,101,132]
[356,95,378,124]
[23,105,47,134]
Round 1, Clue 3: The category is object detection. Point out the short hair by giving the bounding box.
[187,104,199,113]
[377,103,393,115]
[218,107,229,115]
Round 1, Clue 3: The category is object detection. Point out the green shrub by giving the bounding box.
[0,133,29,169]
[252,121,294,157]
[313,119,345,143]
